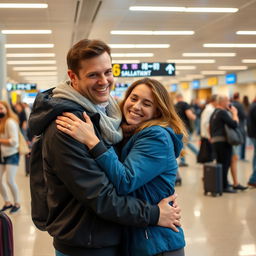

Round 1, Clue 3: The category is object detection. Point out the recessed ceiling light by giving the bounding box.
[242,59,256,63]
[182,53,236,57]
[201,70,226,75]
[0,3,48,8]
[236,31,256,35]
[176,66,197,70]
[5,44,54,48]
[112,60,140,63]
[19,72,58,76]
[129,6,238,13]
[13,66,57,71]
[2,30,52,34]
[111,30,194,35]
[167,59,215,63]
[23,76,57,80]
[111,53,154,57]
[218,66,248,70]
[8,60,56,65]
[7,53,55,57]
[204,43,256,48]
[109,44,170,48]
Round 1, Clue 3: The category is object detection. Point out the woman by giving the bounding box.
[0,101,21,213]
[56,78,187,256]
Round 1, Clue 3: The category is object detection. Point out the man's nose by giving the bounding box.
[98,75,108,85]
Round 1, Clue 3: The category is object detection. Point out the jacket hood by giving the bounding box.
[29,88,86,136]
[165,127,183,158]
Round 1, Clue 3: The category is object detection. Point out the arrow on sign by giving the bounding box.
[165,64,175,75]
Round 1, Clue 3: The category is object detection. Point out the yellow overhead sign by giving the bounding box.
[207,77,218,86]
[180,82,189,89]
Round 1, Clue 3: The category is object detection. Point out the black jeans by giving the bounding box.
[155,248,185,256]
[213,141,233,189]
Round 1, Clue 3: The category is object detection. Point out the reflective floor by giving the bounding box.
[1,141,255,256]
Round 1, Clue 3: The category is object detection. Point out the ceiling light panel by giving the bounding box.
[24,76,57,80]
[13,66,57,71]
[204,44,256,48]
[109,44,170,48]
[218,66,248,70]
[129,6,238,13]
[111,53,154,57]
[8,60,56,65]
[0,3,48,8]
[111,30,194,35]
[112,60,140,63]
[182,53,236,57]
[7,53,55,58]
[167,59,215,63]
[5,44,54,48]
[19,72,58,76]
[176,66,197,70]
[2,30,52,34]
[242,59,256,63]
[201,70,226,75]
[236,31,256,35]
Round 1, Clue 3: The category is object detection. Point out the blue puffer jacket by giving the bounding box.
[94,125,185,256]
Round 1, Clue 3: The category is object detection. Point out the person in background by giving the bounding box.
[0,101,21,213]
[175,94,198,167]
[242,95,250,116]
[232,92,247,160]
[14,102,27,132]
[56,78,187,256]
[191,98,202,136]
[247,97,256,188]
[209,95,239,193]
[28,39,182,256]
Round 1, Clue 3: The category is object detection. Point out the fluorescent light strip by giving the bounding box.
[112,60,140,64]
[5,44,54,48]
[218,66,248,70]
[242,59,256,63]
[2,30,52,34]
[186,74,205,79]
[236,31,256,35]
[8,60,56,65]
[0,3,48,8]
[129,6,238,13]
[109,44,170,48]
[204,43,256,48]
[19,72,57,76]
[13,66,57,71]
[111,30,194,35]
[7,53,55,57]
[201,71,226,75]
[182,52,236,57]
[24,76,57,80]
[176,66,196,70]
[111,53,154,57]
[167,59,215,63]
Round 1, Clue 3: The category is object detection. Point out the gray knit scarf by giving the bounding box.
[53,81,123,144]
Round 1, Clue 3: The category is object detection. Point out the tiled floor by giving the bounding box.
[1,143,255,256]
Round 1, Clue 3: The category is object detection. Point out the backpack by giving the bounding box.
[29,134,48,231]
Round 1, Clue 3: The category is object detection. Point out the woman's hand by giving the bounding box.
[56,112,100,149]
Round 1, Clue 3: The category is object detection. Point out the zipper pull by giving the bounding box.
[145,230,149,239]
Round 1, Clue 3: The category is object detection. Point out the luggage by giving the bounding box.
[0,211,14,256]
[203,163,223,197]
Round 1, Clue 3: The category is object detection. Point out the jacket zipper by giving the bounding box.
[145,229,149,239]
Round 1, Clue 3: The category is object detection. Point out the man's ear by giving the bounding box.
[67,69,77,85]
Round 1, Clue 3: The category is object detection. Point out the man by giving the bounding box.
[175,93,198,167]
[29,39,181,256]
[197,95,218,163]
[247,98,256,187]
[232,92,247,160]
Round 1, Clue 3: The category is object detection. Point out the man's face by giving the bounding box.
[68,52,114,104]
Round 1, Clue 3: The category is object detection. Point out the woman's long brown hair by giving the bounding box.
[0,101,19,134]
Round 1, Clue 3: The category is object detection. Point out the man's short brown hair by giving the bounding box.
[67,39,111,77]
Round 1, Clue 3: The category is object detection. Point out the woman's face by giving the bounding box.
[123,83,158,125]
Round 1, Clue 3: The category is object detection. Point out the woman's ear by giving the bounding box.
[154,109,161,118]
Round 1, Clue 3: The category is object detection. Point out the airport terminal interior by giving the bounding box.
[0,0,256,256]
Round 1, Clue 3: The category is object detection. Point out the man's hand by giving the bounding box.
[157,194,181,232]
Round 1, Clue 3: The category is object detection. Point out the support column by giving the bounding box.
[0,33,6,100]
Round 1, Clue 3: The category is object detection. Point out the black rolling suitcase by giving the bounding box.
[0,211,14,256]
[203,163,223,197]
